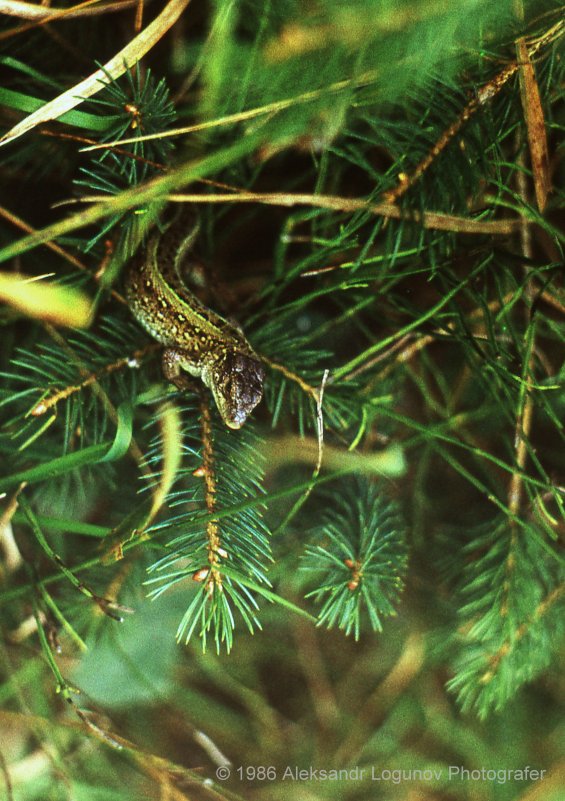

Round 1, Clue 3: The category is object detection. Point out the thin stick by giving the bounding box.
[382,19,564,203]
[260,355,319,402]
[0,0,149,20]
[168,192,525,236]
[29,344,160,417]
[0,205,126,305]
[271,370,329,536]
[19,494,131,621]
[192,392,223,595]
[62,189,527,236]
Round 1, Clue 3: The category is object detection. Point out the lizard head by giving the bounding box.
[206,350,266,429]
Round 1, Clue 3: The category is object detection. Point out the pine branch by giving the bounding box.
[382,17,565,203]
[446,516,565,718]
[301,477,407,640]
[144,397,273,652]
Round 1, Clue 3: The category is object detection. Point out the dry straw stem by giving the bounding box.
[516,37,551,213]
[0,205,87,272]
[351,290,527,384]
[506,130,537,526]
[0,0,146,19]
[168,192,525,235]
[0,0,191,146]
[67,189,527,235]
[80,72,380,152]
[41,129,167,173]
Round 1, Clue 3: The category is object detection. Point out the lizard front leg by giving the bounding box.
[162,347,201,392]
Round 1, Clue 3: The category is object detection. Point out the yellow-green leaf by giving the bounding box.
[266,435,406,478]
[0,271,93,328]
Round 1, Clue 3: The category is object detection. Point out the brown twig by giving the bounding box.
[0,0,148,43]
[0,205,87,272]
[494,93,540,650]
[480,583,565,684]
[64,188,529,236]
[506,115,537,525]
[0,0,148,20]
[0,205,126,305]
[192,392,223,595]
[40,129,166,173]
[37,326,153,479]
[260,354,320,403]
[517,37,551,212]
[355,282,563,388]
[29,344,160,417]
[134,0,144,31]
[381,18,564,204]
[168,192,525,236]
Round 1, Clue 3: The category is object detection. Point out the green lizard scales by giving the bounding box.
[125,210,265,429]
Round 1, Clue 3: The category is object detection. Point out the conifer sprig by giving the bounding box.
[445,516,565,718]
[301,478,408,640]
[144,397,272,652]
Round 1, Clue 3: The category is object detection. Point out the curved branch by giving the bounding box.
[0,0,191,147]
[0,0,144,19]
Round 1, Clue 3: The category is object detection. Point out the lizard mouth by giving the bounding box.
[225,412,246,430]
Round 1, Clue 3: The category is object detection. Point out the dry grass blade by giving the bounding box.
[168,192,526,235]
[79,71,379,151]
[144,403,183,532]
[0,0,191,147]
[0,0,145,19]
[516,37,551,213]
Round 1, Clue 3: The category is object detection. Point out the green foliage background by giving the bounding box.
[0,0,564,799]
